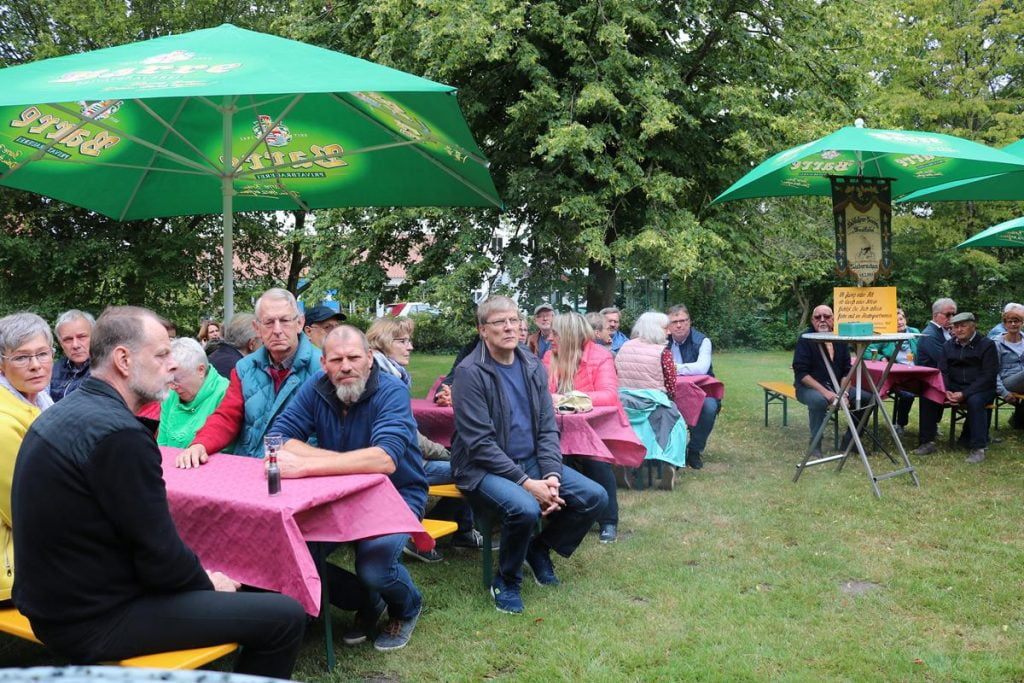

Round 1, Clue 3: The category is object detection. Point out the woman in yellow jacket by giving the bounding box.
[0,312,55,604]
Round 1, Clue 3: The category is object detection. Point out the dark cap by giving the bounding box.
[305,305,346,324]
[949,312,976,324]
[534,303,554,315]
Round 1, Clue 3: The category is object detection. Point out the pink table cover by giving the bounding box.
[411,401,646,467]
[673,375,726,427]
[160,447,431,616]
[863,360,946,405]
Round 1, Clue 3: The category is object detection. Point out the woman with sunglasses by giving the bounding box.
[0,312,55,606]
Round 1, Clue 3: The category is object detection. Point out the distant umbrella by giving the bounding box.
[956,216,1024,249]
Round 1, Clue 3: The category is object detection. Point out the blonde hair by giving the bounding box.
[366,316,415,357]
[548,313,594,394]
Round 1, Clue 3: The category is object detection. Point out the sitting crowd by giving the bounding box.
[0,291,722,673]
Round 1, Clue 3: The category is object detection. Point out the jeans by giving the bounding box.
[31,590,305,679]
[688,397,720,454]
[465,461,606,589]
[321,532,422,620]
[423,460,474,531]
[795,383,872,447]
[565,456,617,526]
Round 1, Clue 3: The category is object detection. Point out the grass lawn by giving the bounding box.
[2,351,1021,680]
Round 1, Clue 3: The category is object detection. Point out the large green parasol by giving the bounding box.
[0,24,502,316]
[897,139,1024,204]
[712,126,1024,204]
[956,216,1024,249]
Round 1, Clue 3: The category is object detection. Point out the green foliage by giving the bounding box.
[408,313,476,354]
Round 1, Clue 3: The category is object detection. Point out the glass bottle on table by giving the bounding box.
[264,434,282,496]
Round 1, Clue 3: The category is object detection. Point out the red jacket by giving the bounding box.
[542,341,627,420]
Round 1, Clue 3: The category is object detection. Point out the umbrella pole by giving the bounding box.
[222,100,235,322]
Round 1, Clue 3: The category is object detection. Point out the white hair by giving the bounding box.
[630,311,668,345]
[255,288,298,319]
[54,309,95,335]
[170,337,207,371]
[1003,302,1023,314]
[0,312,53,356]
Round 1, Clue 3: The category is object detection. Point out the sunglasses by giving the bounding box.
[812,314,833,321]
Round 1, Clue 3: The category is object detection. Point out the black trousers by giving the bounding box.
[30,590,305,680]
[918,398,945,444]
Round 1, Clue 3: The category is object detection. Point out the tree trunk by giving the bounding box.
[286,211,306,295]
[587,257,617,311]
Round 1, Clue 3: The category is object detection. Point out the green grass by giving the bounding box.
[2,351,1021,681]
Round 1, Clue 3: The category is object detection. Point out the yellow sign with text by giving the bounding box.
[834,287,897,334]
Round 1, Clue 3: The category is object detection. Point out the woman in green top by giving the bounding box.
[867,308,919,434]
[158,337,230,448]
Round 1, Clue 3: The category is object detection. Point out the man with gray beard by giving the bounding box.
[269,325,428,652]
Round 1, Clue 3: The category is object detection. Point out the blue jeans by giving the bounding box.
[795,383,871,447]
[321,532,422,620]
[688,397,720,453]
[565,456,617,526]
[465,461,606,589]
[423,460,474,531]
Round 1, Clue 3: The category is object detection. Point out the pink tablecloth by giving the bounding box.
[411,401,646,467]
[673,375,726,427]
[863,360,946,404]
[160,447,431,616]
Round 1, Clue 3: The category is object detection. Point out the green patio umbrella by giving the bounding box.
[898,139,1024,204]
[712,126,1024,204]
[956,216,1024,249]
[0,24,502,316]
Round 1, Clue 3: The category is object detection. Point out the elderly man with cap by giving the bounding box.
[303,305,347,349]
[527,303,555,358]
[941,312,998,463]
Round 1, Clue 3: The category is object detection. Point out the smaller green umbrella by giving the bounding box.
[712,126,1024,204]
[898,139,1024,203]
[956,216,1024,249]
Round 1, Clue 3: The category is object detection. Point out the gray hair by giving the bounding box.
[667,303,689,317]
[585,312,605,333]
[1003,302,1023,314]
[255,288,299,319]
[91,306,161,368]
[54,309,95,336]
[1004,303,1024,319]
[170,337,207,371]
[631,311,669,345]
[931,298,957,315]
[599,306,621,317]
[323,325,370,353]
[0,312,53,357]
[476,295,519,326]
[223,312,258,348]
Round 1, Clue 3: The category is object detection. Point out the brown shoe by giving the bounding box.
[659,466,675,491]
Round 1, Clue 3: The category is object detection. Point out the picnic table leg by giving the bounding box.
[313,543,336,671]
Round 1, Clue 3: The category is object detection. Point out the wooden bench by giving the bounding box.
[0,608,237,669]
[758,381,839,449]
[993,393,1024,430]
[947,401,995,446]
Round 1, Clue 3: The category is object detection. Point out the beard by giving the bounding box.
[128,367,170,404]
[335,376,368,404]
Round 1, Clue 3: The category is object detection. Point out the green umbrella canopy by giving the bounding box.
[897,139,1024,204]
[956,216,1024,249]
[712,126,1024,204]
[0,24,502,316]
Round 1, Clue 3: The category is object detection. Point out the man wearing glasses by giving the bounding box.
[913,297,957,456]
[792,304,870,458]
[177,288,321,465]
[666,303,719,469]
[450,295,606,615]
[302,304,347,349]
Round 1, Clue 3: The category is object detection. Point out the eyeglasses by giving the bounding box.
[393,337,413,346]
[259,315,299,329]
[938,311,956,318]
[669,318,690,325]
[483,317,521,328]
[1005,318,1024,325]
[812,314,833,321]
[2,349,54,368]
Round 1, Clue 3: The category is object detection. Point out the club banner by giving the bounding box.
[831,176,893,285]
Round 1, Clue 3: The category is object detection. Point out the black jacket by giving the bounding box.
[450,343,561,492]
[792,328,851,392]
[917,321,947,369]
[12,378,210,628]
[941,333,998,396]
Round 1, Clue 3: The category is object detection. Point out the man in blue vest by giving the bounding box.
[666,304,719,470]
[176,288,321,467]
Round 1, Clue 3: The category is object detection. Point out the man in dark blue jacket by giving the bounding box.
[914,297,957,455]
[270,325,427,652]
[450,295,606,615]
[941,312,998,463]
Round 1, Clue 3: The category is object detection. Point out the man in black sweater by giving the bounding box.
[12,306,304,678]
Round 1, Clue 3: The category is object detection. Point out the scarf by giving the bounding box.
[157,368,230,448]
[0,373,53,411]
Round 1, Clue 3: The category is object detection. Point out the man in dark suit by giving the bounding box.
[914,297,957,455]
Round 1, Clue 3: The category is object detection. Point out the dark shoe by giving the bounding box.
[614,465,631,489]
[965,449,985,464]
[402,538,443,563]
[450,529,488,549]
[894,425,905,436]
[491,576,524,614]
[373,603,422,651]
[913,441,938,456]
[686,449,704,469]
[659,466,675,491]
[598,524,617,544]
[808,447,823,460]
[341,598,386,645]
[524,542,560,586]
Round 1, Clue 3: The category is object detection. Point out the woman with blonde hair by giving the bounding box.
[542,312,622,543]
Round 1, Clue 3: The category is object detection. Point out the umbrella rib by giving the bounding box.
[47,102,216,176]
[133,98,222,171]
[231,94,305,176]
[118,98,193,221]
[328,92,501,208]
